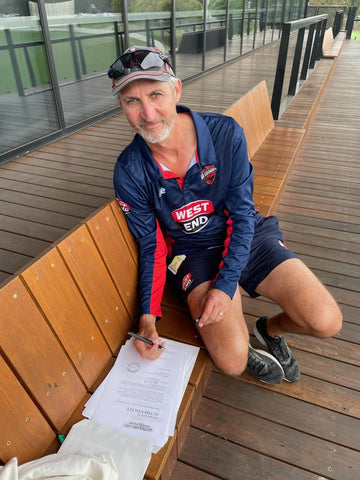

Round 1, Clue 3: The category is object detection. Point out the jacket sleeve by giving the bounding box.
[212,123,257,299]
[113,160,167,318]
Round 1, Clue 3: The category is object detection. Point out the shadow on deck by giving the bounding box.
[1,38,360,479]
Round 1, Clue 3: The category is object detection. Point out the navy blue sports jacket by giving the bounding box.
[114,105,262,317]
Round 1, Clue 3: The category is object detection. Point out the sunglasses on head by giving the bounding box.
[107,48,174,81]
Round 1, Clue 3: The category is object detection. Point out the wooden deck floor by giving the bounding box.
[1,38,360,479]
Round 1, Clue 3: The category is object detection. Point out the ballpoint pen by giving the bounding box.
[128,331,165,349]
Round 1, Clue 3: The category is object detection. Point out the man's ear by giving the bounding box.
[173,78,182,103]
[116,94,122,107]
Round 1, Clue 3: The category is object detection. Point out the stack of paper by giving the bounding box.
[83,337,199,452]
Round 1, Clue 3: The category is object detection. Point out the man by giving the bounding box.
[109,46,342,384]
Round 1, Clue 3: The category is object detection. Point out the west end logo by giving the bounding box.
[201,165,217,185]
[171,200,214,234]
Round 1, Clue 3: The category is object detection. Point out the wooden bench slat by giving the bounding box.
[110,199,139,265]
[20,249,112,389]
[86,204,139,320]
[0,277,86,431]
[57,225,132,353]
[224,80,274,158]
[0,355,55,465]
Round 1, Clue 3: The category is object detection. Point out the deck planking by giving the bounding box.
[1,35,359,479]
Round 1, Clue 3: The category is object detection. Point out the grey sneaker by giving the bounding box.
[254,316,300,383]
[247,345,284,384]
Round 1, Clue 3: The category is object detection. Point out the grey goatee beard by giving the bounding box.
[137,116,176,144]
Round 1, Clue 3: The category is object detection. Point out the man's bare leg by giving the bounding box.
[253,258,342,382]
[255,258,342,338]
[186,281,284,383]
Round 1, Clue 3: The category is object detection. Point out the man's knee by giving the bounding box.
[309,300,343,338]
[212,346,248,377]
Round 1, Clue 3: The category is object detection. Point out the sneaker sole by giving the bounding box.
[254,325,300,383]
[249,347,285,384]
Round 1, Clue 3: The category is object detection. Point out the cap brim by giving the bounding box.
[112,70,173,96]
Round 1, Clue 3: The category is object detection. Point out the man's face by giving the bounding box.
[118,79,182,144]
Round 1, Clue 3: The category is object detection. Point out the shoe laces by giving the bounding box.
[272,336,290,361]
[248,351,265,374]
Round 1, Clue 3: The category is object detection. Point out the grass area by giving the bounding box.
[351,29,360,40]
[0,26,118,95]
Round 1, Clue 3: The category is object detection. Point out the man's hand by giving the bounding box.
[134,314,166,360]
[197,288,231,328]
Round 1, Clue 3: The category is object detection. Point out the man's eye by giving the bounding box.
[126,98,138,104]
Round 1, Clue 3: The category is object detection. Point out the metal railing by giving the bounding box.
[271,14,328,120]
[345,6,358,39]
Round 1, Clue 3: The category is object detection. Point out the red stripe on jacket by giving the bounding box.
[216,209,233,278]
[150,219,168,317]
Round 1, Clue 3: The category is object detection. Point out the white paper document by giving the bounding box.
[83,337,199,451]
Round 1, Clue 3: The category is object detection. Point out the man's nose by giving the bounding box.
[140,102,156,122]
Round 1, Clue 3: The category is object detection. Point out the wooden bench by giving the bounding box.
[224,80,305,216]
[322,28,346,58]
[0,80,305,478]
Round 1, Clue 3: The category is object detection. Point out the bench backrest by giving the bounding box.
[223,80,274,159]
[0,200,138,464]
[322,27,334,56]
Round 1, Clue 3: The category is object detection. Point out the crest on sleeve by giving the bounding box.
[116,198,130,214]
[201,165,217,185]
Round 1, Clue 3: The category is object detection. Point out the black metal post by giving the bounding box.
[202,0,208,71]
[145,20,152,46]
[77,38,87,75]
[228,13,233,40]
[271,22,291,119]
[346,6,357,40]
[5,29,25,96]
[24,47,37,88]
[288,27,305,95]
[271,0,278,42]
[121,0,129,49]
[114,22,121,57]
[253,0,259,50]
[69,24,81,80]
[37,0,65,129]
[333,11,343,38]
[170,0,176,74]
[300,23,315,80]
[309,19,322,69]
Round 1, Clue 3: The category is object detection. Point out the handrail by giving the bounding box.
[271,14,328,120]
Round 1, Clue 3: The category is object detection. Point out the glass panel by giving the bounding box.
[257,0,273,47]
[47,0,124,127]
[175,0,204,80]
[254,0,265,49]
[0,0,59,158]
[273,0,283,40]
[227,0,243,61]
[243,0,256,54]
[205,0,226,70]
[127,1,171,53]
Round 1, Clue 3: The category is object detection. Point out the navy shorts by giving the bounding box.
[166,215,297,299]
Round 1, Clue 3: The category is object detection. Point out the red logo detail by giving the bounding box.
[117,198,130,214]
[182,273,193,292]
[201,165,217,185]
[171,200,214,234]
